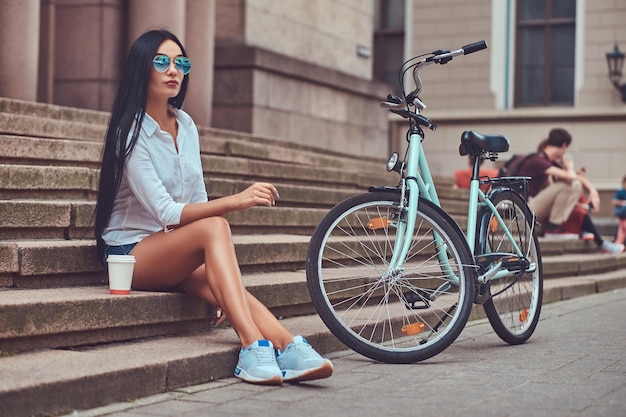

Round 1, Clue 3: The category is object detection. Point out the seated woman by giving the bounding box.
[94,30,333,385]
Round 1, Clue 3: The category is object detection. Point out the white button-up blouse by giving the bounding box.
[102,109,208,246]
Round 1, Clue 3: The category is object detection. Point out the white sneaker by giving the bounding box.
[276,336,333,383]
[601,241,625,254]
[234,340,283,385]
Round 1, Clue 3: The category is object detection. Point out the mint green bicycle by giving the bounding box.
[306,41,543,363]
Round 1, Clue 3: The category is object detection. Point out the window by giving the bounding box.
[373,0,405,93]
[515,0,576,106]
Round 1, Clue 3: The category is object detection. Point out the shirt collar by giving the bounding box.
[140,112,159,137]
[139,107,190,138]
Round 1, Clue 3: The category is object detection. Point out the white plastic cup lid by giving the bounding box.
[107,254,136,263]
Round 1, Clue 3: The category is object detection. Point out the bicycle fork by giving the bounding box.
[385,134,459,297]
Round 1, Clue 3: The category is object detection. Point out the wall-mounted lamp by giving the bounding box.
[606,43,626,102]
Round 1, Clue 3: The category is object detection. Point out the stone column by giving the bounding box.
[38,0,56,103]
[184,0,216,127]
[54,0,125,111]
[127,0,186,46]
[0,0,40,101]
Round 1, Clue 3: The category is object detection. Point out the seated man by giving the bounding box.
[518,128,623,254]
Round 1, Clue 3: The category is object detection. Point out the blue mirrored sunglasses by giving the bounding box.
[152,55,191,75]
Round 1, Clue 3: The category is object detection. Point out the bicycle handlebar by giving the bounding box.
[462,40,487,55]
[380,40,487,111]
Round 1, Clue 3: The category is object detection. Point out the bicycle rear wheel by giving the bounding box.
[306,191,475,363]
[480,189,543,344]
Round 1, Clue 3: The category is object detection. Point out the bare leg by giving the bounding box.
[616,218,626,245]
[130,216,293,348]
[176,264,294,350]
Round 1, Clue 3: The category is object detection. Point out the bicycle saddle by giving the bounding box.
[459,130,510,156]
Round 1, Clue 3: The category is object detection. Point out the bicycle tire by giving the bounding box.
[306,191,475,363]
[479,189,543,344]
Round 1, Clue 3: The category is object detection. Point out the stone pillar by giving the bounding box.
[184,0,216,127]
[0,0,40,101]
[38,0,56,103]
[127,0,186,46]
[54,0,125,111]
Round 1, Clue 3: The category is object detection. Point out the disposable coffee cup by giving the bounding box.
[106,255,135,295]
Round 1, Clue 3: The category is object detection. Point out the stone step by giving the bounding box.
[0,97,387,177]
[0,135,102,167]
[1,222,612,288]
[0,235,313,288]
[0,164,98,200]
[0,133,391,187]
[0,97,110,125]
[1,270,625,417]
[0,196,469,240]
[0,112,105,142]
[0,201,330,240]
[0,269,311,353]
[2,249,624,353]
[0,163,361,203]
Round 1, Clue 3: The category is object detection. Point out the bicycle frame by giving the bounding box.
[387,128,529,286]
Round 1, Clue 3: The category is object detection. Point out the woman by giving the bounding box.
[94,30,333,385]
[613,175,626,245]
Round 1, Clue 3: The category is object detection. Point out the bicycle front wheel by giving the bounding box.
[480,189,543,344]
[306,191,475,364]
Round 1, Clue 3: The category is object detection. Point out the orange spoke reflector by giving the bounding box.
[519,309,529,323]
[401,322,425,336]
[489,217,499,232]
[367,217,391,230]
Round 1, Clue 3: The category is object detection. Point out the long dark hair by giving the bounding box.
[94,30,190,259]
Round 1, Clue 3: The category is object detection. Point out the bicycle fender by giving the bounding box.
[368,185,402,193]
[476,187,531,254]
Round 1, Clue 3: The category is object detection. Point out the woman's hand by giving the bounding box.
[179,182,280,226]
[234,182,279,210]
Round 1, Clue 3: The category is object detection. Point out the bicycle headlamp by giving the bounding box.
[386,152,402,173]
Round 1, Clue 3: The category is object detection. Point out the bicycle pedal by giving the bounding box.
[475,253,528,273]
[501,256,529,272]
[474,253,509,271]
[402,290,430,310]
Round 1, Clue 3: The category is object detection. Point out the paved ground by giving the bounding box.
[64,289,626,417]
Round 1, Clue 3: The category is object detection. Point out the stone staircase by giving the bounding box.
[1,98,625,417]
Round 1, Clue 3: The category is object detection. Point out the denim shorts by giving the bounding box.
[102,242,138,270]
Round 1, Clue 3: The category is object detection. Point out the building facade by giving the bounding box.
[387,0,625,216]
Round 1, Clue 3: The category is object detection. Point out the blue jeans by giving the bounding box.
[102,242,138,270]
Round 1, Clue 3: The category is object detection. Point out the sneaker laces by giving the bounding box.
[247,344,278,365]
[281,340,320,359]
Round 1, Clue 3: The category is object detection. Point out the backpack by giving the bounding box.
[498,153,534,177]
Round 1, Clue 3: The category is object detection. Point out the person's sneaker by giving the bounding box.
[234,340,283,385]
[580,231,595,241]
[276,336,333,383]
[543,223,578,239]
[601,241,625,254]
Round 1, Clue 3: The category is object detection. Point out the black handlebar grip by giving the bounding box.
[462,40,487,55]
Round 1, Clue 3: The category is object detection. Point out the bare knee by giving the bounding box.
[195,216,233,241]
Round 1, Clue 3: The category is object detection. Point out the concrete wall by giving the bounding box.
[212,0,388,158]
[216,0,374,80]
